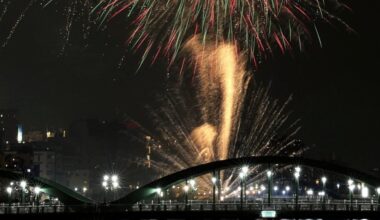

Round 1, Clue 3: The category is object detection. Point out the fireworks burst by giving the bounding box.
[135,39,302,193]
[98,0,351,68]
[0,0,98,54]
[42,0,98,55]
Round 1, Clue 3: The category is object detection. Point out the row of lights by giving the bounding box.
[155,166,380,200]
[102,174,120,190]
[5,180,42,197]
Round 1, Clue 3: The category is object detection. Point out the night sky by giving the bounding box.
[0,1,379,171]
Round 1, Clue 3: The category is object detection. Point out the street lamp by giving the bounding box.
[294,167,301,209]
[211,175,217,209]
[307,189,314,196]
[267,170,273,206]
[348,183,355,210]
[6,186,12,206]
[242,166,249,175]
[104,175,109,181]
[102,175,110,204]
[103,174,119,202]
[189,179,196,188]
[156,187,162,204]
[240,166,248,209]
[34,186,41,206]
[20,180,27,204]
[361,185,369,198]
[321,177,327,209]
[20,180,27,189]
[183,184,190,206]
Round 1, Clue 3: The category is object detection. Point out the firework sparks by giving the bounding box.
[98,0,351,67]
[136,39,302,192]
[0,0,98,54]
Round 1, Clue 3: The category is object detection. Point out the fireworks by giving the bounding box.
[0,0,98,54]
[98,0,350,67]
[137,40,302,192]
[42,0,98,55]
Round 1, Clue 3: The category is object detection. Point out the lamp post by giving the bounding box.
[267,170,273,207]
[20,180,27,205]
[6,186,12,206]
[241,166,248,203]
[348,179,355,211]
[211,175,217,210]
[156,187,162,204]
[102,174,119,203]
[239,172,244,210]
[102,175,109,204]
[183,184,189,206]
[34,186,41,206]
[294,166,301,210]
[321,176,327,209]
[82,187,88,195]
[111,175,119,200]
[189,179,195,204]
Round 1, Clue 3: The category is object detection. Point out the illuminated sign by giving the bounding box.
[260,210,277,218]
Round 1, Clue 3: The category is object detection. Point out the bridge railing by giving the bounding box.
[0,202,379,214]
[0,204,66,214]
[129,202,380,212]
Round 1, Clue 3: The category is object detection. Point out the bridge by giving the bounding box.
[0,169,93,205]
[1,156,380,219]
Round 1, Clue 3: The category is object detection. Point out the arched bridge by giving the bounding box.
[0,169,93,205]
[113,156,380,205]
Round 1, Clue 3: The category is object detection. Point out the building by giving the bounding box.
[0,109,19,146]
[2,143,35,173]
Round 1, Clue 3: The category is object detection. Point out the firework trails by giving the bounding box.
[98,0,350,67]
[140,38,302,191]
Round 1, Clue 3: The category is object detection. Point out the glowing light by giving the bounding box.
[6,187,12,194]
[273,186,278,191]
[34,186,41,195]
[156,188,162,194]
[260,185,266,191]
[189,179,196,187]
[295,166,301,173]
[307,189,314,196]
[318,191,325,196]
[102,181,107,188]
[20,180,27,189]
[361,186,369,198]
[211,177,217,184]
[111,175,118,182]
[112,181,119,188]
[376,187,380,194]
[183,185,190,192]
[17,125,23,143]
[357,183,361,190]
[239,172,244,179]
[294,172,300,179]
[349,184,355,192]
[103,175,109,181]
[321,177,327,184]
[267,170,273,178]
[285,186,290,192]
[348,179,354,186]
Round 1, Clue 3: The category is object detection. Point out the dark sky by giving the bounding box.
[0,1,379,171]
